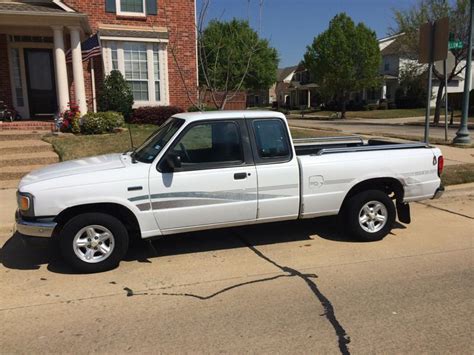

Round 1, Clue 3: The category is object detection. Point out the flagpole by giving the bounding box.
[91,57,97,113]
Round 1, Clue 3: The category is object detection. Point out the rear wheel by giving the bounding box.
[59,213,129,273]
[344,190,395,242]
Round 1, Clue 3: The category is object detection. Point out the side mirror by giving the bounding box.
[161,153,181,172]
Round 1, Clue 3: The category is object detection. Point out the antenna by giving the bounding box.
[128,122,135,150]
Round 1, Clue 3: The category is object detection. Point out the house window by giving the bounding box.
[103,40,168,106]
[384,61,390,71]
[116,0,145,16]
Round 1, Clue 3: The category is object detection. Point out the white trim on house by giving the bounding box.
[102,39,169,107]
[116,0,146,17]
[53,0,76,13]
[100,36,168,43]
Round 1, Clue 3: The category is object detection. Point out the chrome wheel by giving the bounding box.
[73,225,115,263]
[358,201,388,233]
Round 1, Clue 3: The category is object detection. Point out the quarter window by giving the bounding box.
[253,119,291,159]
[171,121,244,167]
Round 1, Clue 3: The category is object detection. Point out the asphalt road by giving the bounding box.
[288,118,462,140]
[0,187,473,354]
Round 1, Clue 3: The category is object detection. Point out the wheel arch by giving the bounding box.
[341,177,405,211]
[54,203,141,243]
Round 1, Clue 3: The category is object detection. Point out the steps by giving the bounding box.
[0,130,59,189]
[0,120,54,131]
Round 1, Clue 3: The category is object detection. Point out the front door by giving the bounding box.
[24,49,57,117]
[149,119,257,233]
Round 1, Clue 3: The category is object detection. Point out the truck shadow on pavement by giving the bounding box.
[0,216,406,274]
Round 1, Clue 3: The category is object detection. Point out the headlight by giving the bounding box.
[17,192,33,213]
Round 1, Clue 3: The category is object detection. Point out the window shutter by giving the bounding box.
[105,0,116,13]
[146,0,157,15]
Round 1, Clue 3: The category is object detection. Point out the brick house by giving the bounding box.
[0,0,197,119]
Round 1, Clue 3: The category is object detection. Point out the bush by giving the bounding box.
[377,102,388,110]
[81,111,124,134]
[98,70,134,120]
[130,106,184,125]
[367,103,378,110]
[187,105,218,112]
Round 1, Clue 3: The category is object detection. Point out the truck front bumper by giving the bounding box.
[432,185,445,199]
[15,211,57,238]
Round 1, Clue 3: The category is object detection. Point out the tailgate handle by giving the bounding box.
[234,172,247,180]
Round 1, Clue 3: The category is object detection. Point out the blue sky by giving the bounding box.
[198,0,415,67]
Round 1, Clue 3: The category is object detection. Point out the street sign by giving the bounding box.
[435,51,456,73]
[419,17,450,63]
[448,41,463,50]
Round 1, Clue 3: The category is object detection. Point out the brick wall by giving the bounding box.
[63,0,197,111]
[0,34,13,109]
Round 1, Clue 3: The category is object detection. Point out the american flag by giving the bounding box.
[66,33,101,63]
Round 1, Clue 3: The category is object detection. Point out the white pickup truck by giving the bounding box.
[16,111,444,272]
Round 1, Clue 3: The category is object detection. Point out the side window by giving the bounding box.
[171,121,244,167]
[253,119,291,160]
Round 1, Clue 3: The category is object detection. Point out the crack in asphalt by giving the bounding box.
[159,234,351,355]
[416,202,474,220]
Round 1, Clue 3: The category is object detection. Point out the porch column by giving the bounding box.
[381,83,387,100]
[307,90,311,108]
[362,88,367,101]
[51,26,70,113]
[68,26,87,115]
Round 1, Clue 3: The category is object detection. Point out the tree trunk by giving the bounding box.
[219,92,229,110]
[340,97,347,119]
[433,81,445,125]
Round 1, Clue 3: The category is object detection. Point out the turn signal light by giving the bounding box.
[437,156,444,177]
[18,195,30,211]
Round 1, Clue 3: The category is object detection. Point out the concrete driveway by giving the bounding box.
[0,186,473,354]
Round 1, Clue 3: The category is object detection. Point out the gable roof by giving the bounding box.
[277,65,298,82]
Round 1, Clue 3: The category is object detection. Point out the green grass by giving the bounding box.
[442,164,474,186]
[44,125,340,161]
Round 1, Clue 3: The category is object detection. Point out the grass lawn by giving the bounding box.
[442,164,474,186]
[44,125,340,161]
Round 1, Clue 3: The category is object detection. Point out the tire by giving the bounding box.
[59,213,129,273]
[344,189,396,242]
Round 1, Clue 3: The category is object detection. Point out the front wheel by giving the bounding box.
[344,190,396,242]
[59,213,129,273]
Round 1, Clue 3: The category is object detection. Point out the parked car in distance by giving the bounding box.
[16,111,444,272]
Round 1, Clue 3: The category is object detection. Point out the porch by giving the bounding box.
[0,1,91,119]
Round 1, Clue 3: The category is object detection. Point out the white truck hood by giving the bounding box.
[19,153,126,188]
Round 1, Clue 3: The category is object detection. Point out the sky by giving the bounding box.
[197,0,416,68]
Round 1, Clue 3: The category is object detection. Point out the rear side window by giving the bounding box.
[253,119,291,160]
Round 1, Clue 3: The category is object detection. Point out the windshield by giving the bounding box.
[133,118,185,163]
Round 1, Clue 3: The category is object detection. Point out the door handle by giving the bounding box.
[234,172,247,180]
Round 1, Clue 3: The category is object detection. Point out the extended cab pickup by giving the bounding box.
[16,111,444,272]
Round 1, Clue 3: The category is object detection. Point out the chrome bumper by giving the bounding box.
[432,185,445,200]
[15,211,57,238]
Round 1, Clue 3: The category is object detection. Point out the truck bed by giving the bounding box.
[294,136,430,156]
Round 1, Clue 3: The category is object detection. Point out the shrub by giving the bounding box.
[58,102,81,133]
[367,103,378,110]
[377,102,388,110]
[187,105,218,112]
[98,70,134,120]
[81,111,124,134]
[130,106,184,125]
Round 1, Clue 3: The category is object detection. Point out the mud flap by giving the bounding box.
[396,202,411,224]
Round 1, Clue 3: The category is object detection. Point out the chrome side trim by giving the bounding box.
[15,212,57,238]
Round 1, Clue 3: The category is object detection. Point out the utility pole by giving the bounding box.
[453,0,473,144]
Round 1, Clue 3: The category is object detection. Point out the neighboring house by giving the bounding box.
[0,0,197,119]
[360,33,470,107]
[246,89,271,107]
[275,65,296,107]
[287,63,318,108]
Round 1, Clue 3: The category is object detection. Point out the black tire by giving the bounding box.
[59,213,129,273]
[344,189,396,242]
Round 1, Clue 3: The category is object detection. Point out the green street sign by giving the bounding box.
[449,40,463,50]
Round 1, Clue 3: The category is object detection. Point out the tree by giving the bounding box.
[199,19,278,110]
[391,0,470,123]
[303,13,381,118]
[98,70,134,120]
[395,63,428,108]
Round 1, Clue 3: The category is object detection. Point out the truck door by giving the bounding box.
[247,118,300,221]
[149,119,257,232]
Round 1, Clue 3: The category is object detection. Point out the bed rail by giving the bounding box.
[293,135,364,146]
[316,142,430,156]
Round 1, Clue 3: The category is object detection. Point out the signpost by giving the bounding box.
[453,0,473,144]
[419,17,449,143]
